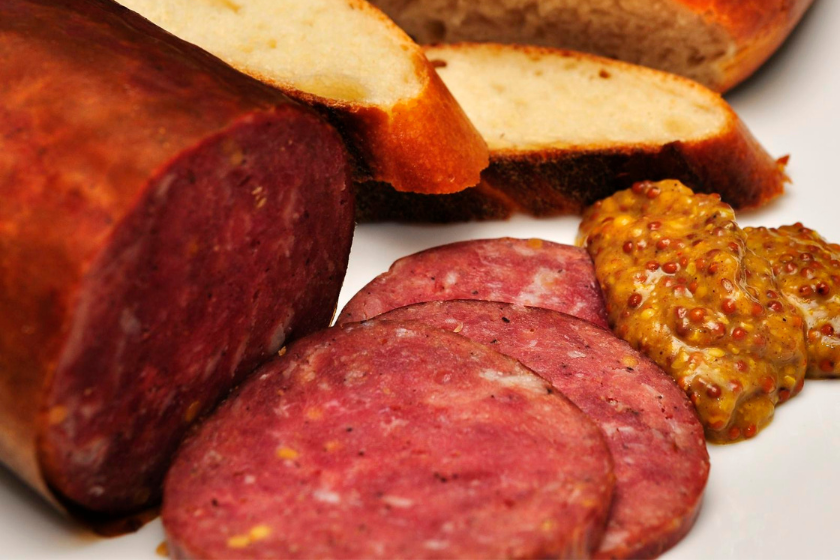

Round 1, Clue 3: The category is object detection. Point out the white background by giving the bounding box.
[2,1,839,557]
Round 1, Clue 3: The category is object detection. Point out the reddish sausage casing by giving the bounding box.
[0,0,354,521]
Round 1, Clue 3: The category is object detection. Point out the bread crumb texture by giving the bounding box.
[119,0,424,105]
[372,0,732,87]
[426,43,727,151]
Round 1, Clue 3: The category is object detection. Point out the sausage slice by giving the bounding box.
[163,321,614,559]
[338,237,607,327]
[381,301,710,559]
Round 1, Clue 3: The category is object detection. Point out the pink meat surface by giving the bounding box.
[381,301,710,559]
[163,320,614,560]
[338,238,607,327]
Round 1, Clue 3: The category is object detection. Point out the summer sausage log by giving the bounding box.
[162,321,615,559]
[338,238,608,327]
[380,301,710,559]
[0,0,354,520]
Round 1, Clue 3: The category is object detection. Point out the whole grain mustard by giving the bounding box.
[745,223,840,378]
[578,180,807,443]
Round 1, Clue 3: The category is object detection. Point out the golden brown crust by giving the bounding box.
[356,44,787,222]
[481,116,787,217]
[291,64,489,194]
[677,0,814,91]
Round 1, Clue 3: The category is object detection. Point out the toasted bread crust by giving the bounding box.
[677,0,814,91]
[357,43,786,222]
[293,63,488,194]
[481,117,787,217]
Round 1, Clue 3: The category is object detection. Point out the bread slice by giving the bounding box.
[117,0,488,194]
[356,43,788,222]
[368,0,813,93]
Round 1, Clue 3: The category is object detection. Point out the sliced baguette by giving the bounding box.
[357,43,788,222]
[118,0,488,194]
[368,0,813,93]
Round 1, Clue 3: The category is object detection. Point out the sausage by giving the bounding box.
[0,0,354,522]
[338,238,608,327]
[380,300,710,559]
[578,180,806,442]
[162,320,615,559]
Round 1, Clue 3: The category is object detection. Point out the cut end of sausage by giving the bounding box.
[162,320,614,559]
[38,108,354,514]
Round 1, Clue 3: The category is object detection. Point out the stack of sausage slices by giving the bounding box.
[163,238,710,560]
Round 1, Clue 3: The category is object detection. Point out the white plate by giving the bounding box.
[2,2,839,558]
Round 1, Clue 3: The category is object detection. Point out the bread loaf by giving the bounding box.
[368,0,814,92]
[357,43,788,222]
